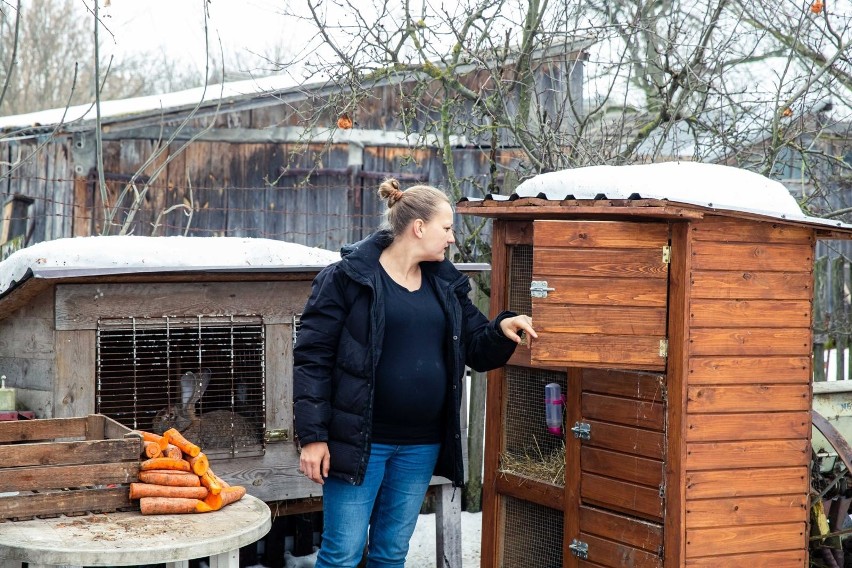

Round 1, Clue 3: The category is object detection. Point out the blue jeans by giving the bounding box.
[314,443,441,568]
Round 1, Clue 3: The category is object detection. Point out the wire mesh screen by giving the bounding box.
[500,496,564,568]
[96,315,265,459]
[508,244,533,316]
[500,366,567,486]
[293,313,302,348]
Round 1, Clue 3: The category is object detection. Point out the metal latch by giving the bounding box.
[569,540,589,559]
[662,245,671,264]
[571,422,591,441]
[264,428,290,443]
[530,280,556,298]
[659,339,669,357]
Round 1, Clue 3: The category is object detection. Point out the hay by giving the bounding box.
[498,436,565,487]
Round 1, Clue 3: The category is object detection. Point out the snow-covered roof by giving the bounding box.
[491,161,852,230]
[0,236,340,297]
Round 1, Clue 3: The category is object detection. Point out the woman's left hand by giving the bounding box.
[500,314,537,344]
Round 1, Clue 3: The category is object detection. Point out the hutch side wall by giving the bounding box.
[678,216,813,567]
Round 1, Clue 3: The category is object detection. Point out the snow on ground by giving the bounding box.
[406,511,482,568]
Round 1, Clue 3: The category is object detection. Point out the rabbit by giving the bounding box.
[152,367,258,450]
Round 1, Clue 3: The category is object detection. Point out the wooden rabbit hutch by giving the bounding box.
[456,162,852,568]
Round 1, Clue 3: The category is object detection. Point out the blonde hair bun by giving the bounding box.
[378,178,404,207]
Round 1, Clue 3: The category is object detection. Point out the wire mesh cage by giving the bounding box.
[500,495,564,568]
[500,366,567,486]
[507,244,532,316]
[96,315,266,458]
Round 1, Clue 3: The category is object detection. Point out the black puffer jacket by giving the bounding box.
[293,230,517,486]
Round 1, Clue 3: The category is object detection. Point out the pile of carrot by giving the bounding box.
[132,428,246,515]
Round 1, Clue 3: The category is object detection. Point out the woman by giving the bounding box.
[293,178,536,568]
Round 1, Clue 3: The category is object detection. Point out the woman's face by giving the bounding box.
[418,201,455,261]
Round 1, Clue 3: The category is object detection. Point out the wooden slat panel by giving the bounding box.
[685,522,805,557]
[0,486,134,519]
[582,369,665,402]
[688,356,810,384]
[686,440,810,470]
[691,218,813,244]
[582,394,664,431]
[495,473,564,511]
[585,420,665,460]
[534,248,668,278]
[581,447,663,488]
[535,277,668,306]
[535,220,669,248]
[686,467,808,499]
[579,505,663,553]
[54,329,96,418]
[689,270,812,300]
[691,242,813,272]
[0,439,140,468]
[684,549,806,567]
[581,473,663,521]
[685,494,807,528]
[0,462,139,492]
[578,532,663,568]
[688,328,810,356]
[690,299,810,328]
[0,416,88,443]
[537,305,666,335]
[535,334,665,370]
[687,385,810,413]
[686,411,811,442]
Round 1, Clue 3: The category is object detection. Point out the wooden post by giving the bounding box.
[434,484,463,568]
[814,256,828,382]
[465,283,489,512]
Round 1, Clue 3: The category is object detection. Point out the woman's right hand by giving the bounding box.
[299,441,330,485]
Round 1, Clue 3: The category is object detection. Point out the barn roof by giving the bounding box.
[458,161,852,235]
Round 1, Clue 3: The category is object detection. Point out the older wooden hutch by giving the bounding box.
[457,162,852,568]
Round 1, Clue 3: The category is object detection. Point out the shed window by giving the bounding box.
[96,315,265,459]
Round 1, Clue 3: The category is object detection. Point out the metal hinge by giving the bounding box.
[569,540,589,560]
[571,422,591,441]
[659,339,669,358]
[659,483,666,498]
[264,428,290,443]
[530,280,556,299]
[662,245,671,264]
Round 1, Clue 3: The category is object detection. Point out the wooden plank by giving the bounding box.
[534,248,668,278]
[0,438,139,469]
[579,505,663,553]
[686,467,808,499]
[534,334,666,370]
[582,369,665,402]
[688,328,810,356]
[0,416,88,443]
[534,220,669,249]
[0,486,134,519]
[691,242,813,272]
[495,473,565,511]
[685,494,807,528]
[265,323,294,434]
[691,218,813,244]
[533,278,668,307]
[54,329,96,418]
[686,411,810,442]
[73,174,93,237]
[584,420,665,460]
[690,299,811,328]
[688,356,810,384]
[56,281,311,329]
[690,270,812,300]
[581,446,663,488]
[582,393,665,431]
[686,385,810,413]
[0,315,55,356]
[581,472,663,521]
[0,461,139,492]
[686,440,810,470]
[684,549,806,567]
[565,366,582,568]
[578,532,663,568]
[504,221,532,245]
[685,522,805,558]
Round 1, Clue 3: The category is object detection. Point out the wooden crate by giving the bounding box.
[0,414,141,520]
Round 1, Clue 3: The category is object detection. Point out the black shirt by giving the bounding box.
[371,266,448,444]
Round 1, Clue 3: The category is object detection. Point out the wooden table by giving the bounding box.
[0,494,271,568]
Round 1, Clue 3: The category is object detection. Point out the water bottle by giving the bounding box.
[544,383,563,435]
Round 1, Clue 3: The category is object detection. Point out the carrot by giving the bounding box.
[138,431,169,451]
[139,497,213,515]
[200,470,222,495]
[205,484,246,510]
[129,482,208,500]
[138,470,201,487]
[164,444,183,460]
[142,440,163,459]
[208,470,230,489]
[140,457,192,472]
[163,428,200,457]
[188,453,209,476]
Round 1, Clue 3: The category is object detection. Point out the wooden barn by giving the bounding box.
[456,161,852,568]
